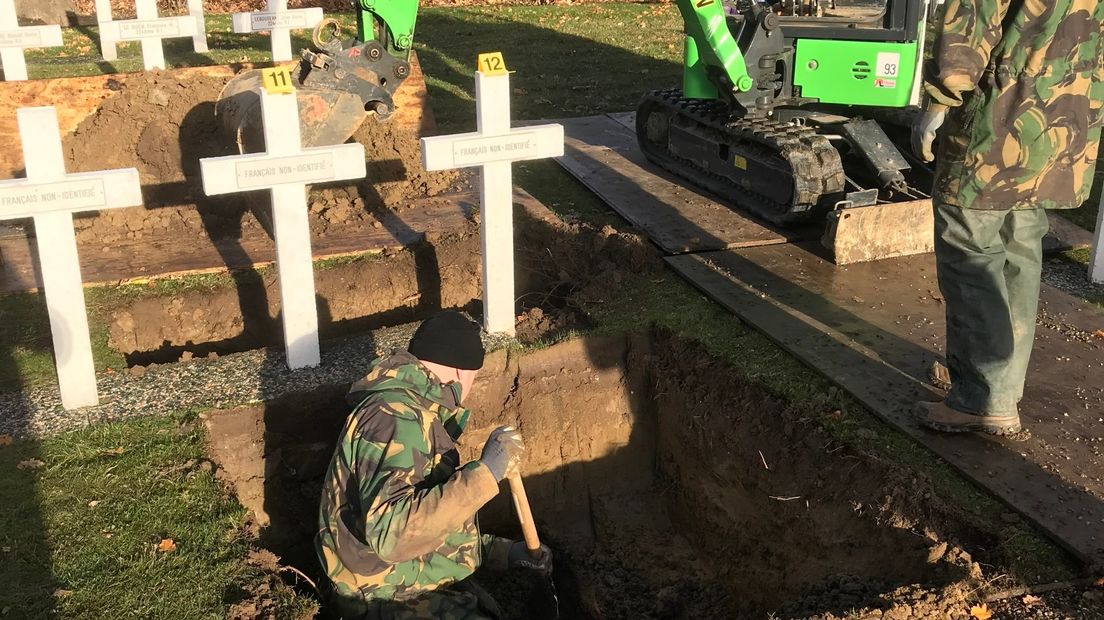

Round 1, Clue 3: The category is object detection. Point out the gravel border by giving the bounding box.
[0,323,515,439]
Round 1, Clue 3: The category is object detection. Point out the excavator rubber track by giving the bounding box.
[636,89,846,226]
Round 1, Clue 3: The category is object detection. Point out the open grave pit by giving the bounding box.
[206,333,999,619]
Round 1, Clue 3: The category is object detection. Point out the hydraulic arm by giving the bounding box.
[218,0,422,151]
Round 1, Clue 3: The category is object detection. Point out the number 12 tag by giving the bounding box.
[261,67,295,94]
[477,52,508,76]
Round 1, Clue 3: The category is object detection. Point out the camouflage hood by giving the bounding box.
[347,350,472,441]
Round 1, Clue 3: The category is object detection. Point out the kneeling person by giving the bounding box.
[316,311,551,619]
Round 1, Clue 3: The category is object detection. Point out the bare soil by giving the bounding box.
[58,71,458,249]
[200,333,1090,619]
[107,199,656,366]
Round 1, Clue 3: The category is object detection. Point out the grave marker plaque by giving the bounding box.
[95,0,208,70]
[0,0,63,81]
[0,106,142,409]
[199,78,365,369]
[231,0,323,63]
[421,55,563,335]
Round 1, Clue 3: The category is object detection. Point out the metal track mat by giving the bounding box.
[667,246,1104,566]
[552,114,804,254]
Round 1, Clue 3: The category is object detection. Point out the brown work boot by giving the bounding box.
[916,401,1021,436]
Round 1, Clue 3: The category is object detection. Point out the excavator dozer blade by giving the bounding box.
[216,68,369,153]
[822,199,935,265]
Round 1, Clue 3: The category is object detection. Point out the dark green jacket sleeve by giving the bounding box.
[924,0,1013,108]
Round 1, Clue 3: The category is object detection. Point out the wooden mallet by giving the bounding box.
[507,473,543,558]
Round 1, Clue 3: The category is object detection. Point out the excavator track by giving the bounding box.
[636,89,846,226]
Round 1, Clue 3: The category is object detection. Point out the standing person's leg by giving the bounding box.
[998,208,1049,406]
[917,200,1022,434]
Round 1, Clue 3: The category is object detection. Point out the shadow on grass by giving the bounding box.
[0,332,55,616]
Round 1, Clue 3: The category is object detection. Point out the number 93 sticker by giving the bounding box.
[874,52,900,88]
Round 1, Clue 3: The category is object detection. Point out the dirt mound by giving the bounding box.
[56,70,458,248]
[204,334,1013,619]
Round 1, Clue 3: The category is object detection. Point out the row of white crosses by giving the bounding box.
[0,53,562,410]
[3,0,322,79]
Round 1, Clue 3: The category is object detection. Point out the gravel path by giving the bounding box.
[0,323,514,439]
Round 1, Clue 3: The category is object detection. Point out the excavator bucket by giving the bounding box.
[216,67,369,153]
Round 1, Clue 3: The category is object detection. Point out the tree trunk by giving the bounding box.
[14,0,76,26]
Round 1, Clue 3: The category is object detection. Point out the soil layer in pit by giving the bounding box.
[200,333,1048,620]
[48,71,459,249]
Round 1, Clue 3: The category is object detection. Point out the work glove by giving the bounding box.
[911,103,948,163]
[508,541,554,575]
[479,426,524,482]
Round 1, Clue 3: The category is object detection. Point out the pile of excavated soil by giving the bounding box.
[59,71,458,249]
[202,334,1082,620]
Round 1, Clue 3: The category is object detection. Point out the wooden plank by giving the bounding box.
[0,191,483,292]
[551,115,795,254]
[0,188,553,292]
[667,246,1104,566]
[0,52,435,179]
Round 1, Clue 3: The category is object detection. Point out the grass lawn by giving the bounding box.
[0,413,315,618]
[0,4,1096,617]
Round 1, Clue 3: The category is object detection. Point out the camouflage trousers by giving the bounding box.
[326,578,503,620]
[933,201,1050,416]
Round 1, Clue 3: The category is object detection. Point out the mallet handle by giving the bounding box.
[507,473,542,556]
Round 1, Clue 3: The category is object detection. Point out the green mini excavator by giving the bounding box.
[638,0,939,225]
[217,0,421,151]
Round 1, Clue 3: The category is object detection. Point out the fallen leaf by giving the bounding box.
[99,447,125,456]
[970,603,993,619]
[1095,575,1104,587]
[99,530,113,539]
[52,589,72,599]
[0,435,13,447]
[1022,594,1042,606]
[157,538,177,553]
[16,459,45,470]
[87,500,100,509]
[1093,330,1104,340]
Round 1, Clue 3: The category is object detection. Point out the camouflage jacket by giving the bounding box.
[316,351,501,612]
[924,0,1104,210]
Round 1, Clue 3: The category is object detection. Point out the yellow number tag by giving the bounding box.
[477,52,508,76]
[261,67,295,94]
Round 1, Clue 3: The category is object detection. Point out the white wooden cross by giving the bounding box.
[0,107,142,409]
[231,0,323,63]
[95,0,208,70]
[1091,191,1103,283]
[199,78,365,369]
[0,0,63,81]
[420,55,563,335]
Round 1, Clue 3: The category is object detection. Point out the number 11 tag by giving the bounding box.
[477,52,508,76]
[261,67,295,94]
